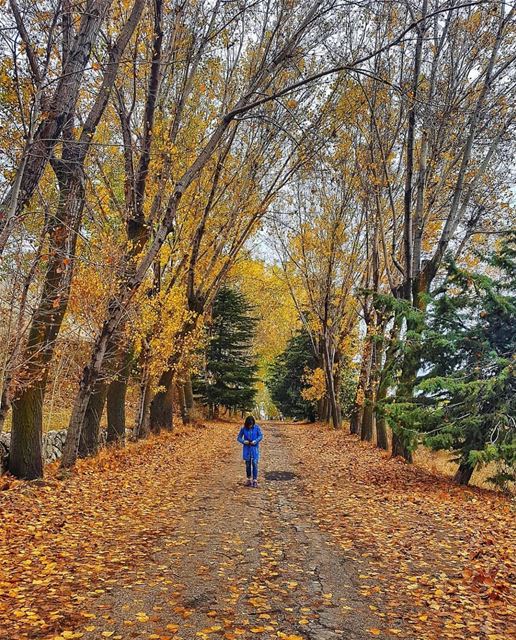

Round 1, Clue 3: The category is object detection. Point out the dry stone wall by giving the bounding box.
[0,428,133,473]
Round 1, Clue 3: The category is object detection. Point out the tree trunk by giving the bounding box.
[375,327,394,452]
[392,432,413,463]
[318,395,331,422]
[184,377,194,410]
[329,395,342,429]
[9,382,44,479]
[375,382,389,450]
[9,155,85,478]
[78,380,108,458]
[454,460,474,485]
[0,0,113,253]
[106,378,126,444]
[322,340,341,429]
[135,365,152,439]
[149,368,174,433]
[106,346,132,443]
[361,337,378,442]
[317,397,324,421]
[178,384,190,424]
[349,404,364,436]
[77,330,124,456]
[393,314,422,463]
[0,385,11,434]
[349,331,372,435]
[360,386,374,442]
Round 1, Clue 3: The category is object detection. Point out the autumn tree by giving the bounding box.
[5,0,146,479]
[273,154,365,428]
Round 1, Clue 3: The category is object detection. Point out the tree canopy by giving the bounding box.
[0,1,513,487]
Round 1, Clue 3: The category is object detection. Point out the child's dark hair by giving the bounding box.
[244,415,255,428]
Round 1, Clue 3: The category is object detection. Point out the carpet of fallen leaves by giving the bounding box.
[0,421,514,640]
[0,423,229,640]
[285,424,515,640]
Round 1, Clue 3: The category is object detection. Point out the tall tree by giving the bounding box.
[387,233,515,486]
[195,286,258,416]
[8,0,146,479]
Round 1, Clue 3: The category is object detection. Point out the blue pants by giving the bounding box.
[245,458,258,480]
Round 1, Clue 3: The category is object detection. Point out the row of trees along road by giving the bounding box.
[266,2,515,485]
[0,1,514,484]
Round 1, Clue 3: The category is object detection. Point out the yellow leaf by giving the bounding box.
[368,630,381,636]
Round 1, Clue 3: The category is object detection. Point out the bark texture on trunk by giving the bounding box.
[78,380,108,458]
[107,378,127,444]
[375,381,389,450]
[184,377,194,409]
[9,155,85,478]
[9,383,44,479]
[392,432,413,463]
[349,405,364,436]
[149,368,174,433]
[106,347,132,443]
[349,333,372,436]
[178,384,190,424]
[134,346,152,439]
[360,387,374,442]
[454,461,474,485]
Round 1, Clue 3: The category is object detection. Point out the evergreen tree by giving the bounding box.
[387,233,515,486]
[268,330,318,421]
[195,286,258,415]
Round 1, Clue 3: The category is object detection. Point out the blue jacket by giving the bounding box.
[237,424,263,461]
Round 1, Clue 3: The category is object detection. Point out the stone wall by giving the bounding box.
[0,428,133,473]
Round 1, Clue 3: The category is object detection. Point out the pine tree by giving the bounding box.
[267,330,317,421]
[196,286,258,416]
[388,233,515,486]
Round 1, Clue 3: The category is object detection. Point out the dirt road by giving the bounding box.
[80,422,377,640]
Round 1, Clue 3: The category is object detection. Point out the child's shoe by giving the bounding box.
[252,480,258,488]
[246,478,252,486]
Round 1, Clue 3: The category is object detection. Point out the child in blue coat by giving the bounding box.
[237,415,263,487]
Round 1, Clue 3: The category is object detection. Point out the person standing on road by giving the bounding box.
[237,415,263,487]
